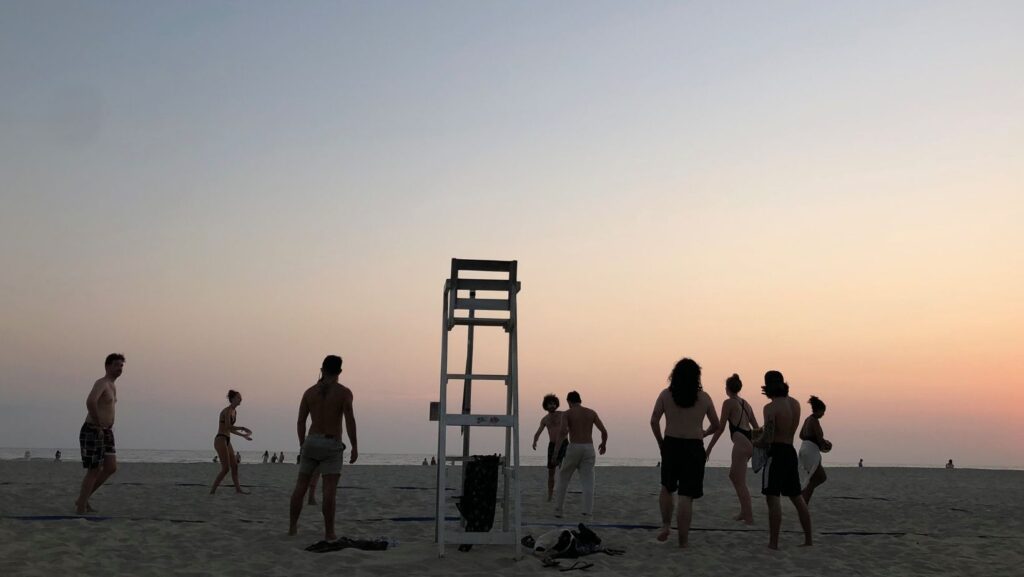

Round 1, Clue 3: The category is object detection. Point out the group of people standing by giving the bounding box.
[535,358,831,550]
[75,353,359,541]
[76,351,831,547]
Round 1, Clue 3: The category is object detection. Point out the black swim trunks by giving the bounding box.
[762,442,801,497]
[79,423,115,469]
[547,440,568,469]
[660,436,705,498]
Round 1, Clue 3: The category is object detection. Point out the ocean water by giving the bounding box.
[0,447,661,467]
[0,447,972,469]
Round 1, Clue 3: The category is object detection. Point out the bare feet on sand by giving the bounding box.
[656,527,670,542]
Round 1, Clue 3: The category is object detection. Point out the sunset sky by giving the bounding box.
[2,1,1022,468]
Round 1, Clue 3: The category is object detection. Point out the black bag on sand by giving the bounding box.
[455,454,501,552]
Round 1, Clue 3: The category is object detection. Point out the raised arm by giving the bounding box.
[650,394,665,449]
[344,391,358,464]
[704,400,729,458]
[594,412,608,455]
[296,394,310,447]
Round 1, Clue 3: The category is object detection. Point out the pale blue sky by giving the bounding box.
[2,1,1022,467]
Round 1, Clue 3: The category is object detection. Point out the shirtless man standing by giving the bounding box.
[75,353,124,514]
[552,391,608,518]
[756,370,812,549]
[650,358,720,548]
[288,355,358,540]
[532,393,567,501]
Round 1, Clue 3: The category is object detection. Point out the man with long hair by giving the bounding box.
[650,358,719,548]
[532,393,567,501]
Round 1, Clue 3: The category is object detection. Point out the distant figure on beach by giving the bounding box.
[263,450,270,464]
[75,353,125,515]
[271,453,278,464]
[422,458,429,466]
[705,373,759,524]
[755,370,812,549]
[946,459,955,469]
[213,456,218,463]
[55,450,62,462]
[288,355,359,540]
[210,390,252,495]
[430,456,436,466]
[236,451,242,464]
[24,450,31,460]
[553,391,608,519]
[650,358,720,547]
[279,451,285,464]
[858,459,863,468]
[798,396,831,504]
[532,393,567,501]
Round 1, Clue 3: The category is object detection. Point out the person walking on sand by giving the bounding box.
[755,370,812,549]
[553,391,608,519]
[532,393,568,501]
[798,396,832,504]
[210,390,253,494]
[279,451,285,464]
[75,353,125,514]
[705,373,759,524]
[650,358,720,547]
[288,355,358,540]
[263,450,269,464]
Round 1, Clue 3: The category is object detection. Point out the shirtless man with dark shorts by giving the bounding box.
[288,355,358,540]
[650,358,720,548]
[756,370,812,549]
[532,393,567,501]
[75,353,124,514]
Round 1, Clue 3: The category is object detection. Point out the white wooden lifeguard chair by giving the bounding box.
[431,258,522,558]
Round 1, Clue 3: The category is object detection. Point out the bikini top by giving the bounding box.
[728,399,751,434]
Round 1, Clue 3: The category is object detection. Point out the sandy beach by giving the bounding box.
[1,461,1021,576]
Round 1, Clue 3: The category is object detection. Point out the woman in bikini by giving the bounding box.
[210,390,253,494]
[798,396,831,503]
[705,374,759,524]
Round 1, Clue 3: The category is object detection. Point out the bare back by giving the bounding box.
[543,412,564,443]
[300,382,352,438]
[564,405,600,444]
[653,388,715,439]
[764,396,800,444]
